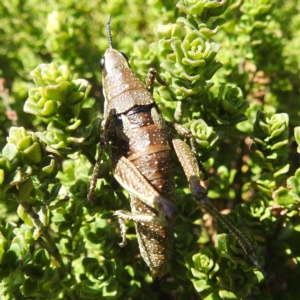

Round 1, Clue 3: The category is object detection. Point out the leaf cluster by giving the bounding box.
[1,0,300,299]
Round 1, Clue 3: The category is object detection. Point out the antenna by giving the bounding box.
[106,15,113,49]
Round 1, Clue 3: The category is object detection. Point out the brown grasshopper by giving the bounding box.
[88,17,265,278]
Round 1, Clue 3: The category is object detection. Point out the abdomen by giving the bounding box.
[112,104,175,277]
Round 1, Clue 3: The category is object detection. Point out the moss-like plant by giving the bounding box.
[1,0,300,299]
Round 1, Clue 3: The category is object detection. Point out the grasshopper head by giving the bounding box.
[100,15,130,77]
[100,49,130,77]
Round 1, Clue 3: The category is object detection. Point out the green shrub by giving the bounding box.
[1,0,300,299]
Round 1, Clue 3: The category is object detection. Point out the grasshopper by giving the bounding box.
[88,17,265,278]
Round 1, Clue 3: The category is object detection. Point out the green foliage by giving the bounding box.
[1,0,300,299]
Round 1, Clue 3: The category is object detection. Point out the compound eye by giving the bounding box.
[100,57,105,69]
[119,52,129,61]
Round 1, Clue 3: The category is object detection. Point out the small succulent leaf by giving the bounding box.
[273,187,297,206]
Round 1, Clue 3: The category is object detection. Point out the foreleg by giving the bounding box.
[145,68,168,94]
[87,109,117,200]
